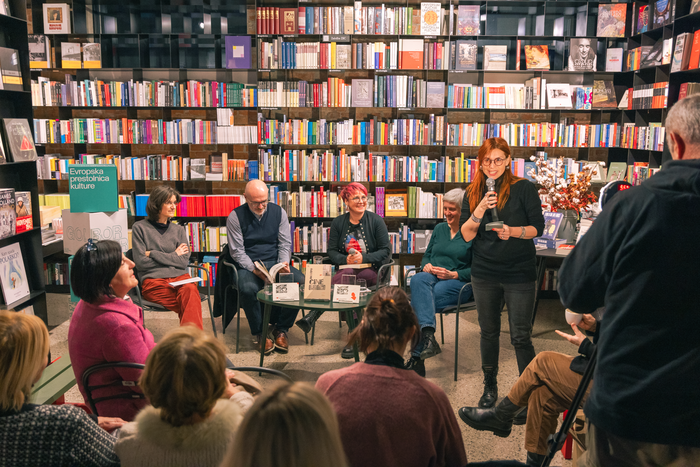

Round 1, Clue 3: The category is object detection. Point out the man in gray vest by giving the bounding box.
[227,179,304,355]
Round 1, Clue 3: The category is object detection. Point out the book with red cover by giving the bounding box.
[689,30,700,69]
[279,8,297,34]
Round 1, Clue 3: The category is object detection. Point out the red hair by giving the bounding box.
[465,138,523,212]
[340,182,367,202]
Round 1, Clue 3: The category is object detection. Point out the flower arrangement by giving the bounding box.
[528,156,601,213]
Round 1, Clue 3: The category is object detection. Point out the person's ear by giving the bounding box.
[669,133,685,160]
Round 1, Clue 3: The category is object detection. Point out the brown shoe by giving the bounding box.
[254,334,274,355]
[272,329,289,354]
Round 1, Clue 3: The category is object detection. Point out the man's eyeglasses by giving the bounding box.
[351,196,367,203]
[482,158,507,167]
[248,200,268,207]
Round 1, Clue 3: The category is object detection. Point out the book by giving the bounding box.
[533,237,566,249]
[61,42,81,68]
[225,36,252,69]
[689,30,700,69]
[573,86,593,110]
[524,45,550,70]
[420,2,442,35]
[484,45,507,70]
[597,4,627,37]
[671,32,692,72]
[607,161,627,181]
[568,38,597,71]
[606,47,623,71]
[456,5,480,35]
[337,45,351,69]
[425,82,445,107]
[0,132,6,164]
[0,243,30,305]
[190,158,206,179]
[691,0,700,14]
[399,39,424,69]
[640,39,664,67]
[0,0,9,15]
[254,261,289,283]
[662,38,673,64]
[14,191,32,234]
[618,89,629,108]
[546,83,573,109]
[304,264,332,301]
[82,43,101,68]
[0,48,23,92]
[411,9,422,35]
[0,189,15,239]
[279,8,297,34]
[592,80,617,108]
[556,244,575,256]
[637,4,649,33]
[653,0,672,27]
[43,3,71,34]
[338,263,371,270]
[454,40,477,70]
[28,35,51,69]
[2,119,37,162]
[351,79,373,107]
[584,162,606,182]
[542,211,564,240]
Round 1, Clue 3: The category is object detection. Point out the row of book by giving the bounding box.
[44,262,69,286]
[31,76,258,108]
[0,189,34,241]
[184,223,228,253]
[134,194,246,217]
[33,118,258,145]
[671,31,700,73]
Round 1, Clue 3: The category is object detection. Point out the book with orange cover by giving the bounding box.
[399,39,424,70]
[688,30,700,70]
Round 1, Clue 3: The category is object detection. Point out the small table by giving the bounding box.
[256,290,373,368]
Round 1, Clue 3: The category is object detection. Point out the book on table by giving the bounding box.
[339,263,371,270]
[304,264,332,301]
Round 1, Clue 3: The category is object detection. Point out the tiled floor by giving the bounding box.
[47,293,576,465]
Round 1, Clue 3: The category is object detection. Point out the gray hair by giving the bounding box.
[443,188,465,210]
[666,94,700,148]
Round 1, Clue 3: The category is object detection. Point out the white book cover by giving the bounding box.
[605,48,623,72]
[421,2,442,35]
[43,3,71,34]
[546,83,573,109]
[0,243,30,305]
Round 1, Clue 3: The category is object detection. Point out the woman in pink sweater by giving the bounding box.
[68,239,155,421]
[316,287,467,467]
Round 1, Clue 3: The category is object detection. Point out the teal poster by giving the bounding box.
[69,165,118,213]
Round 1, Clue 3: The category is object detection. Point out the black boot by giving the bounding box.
[458,396,524,438]
[478,366,498,408]
[513,406,528,425]
[295,309,324,334]
[405,356,426,377]
[526,451,547,466]
[418,327,441,360]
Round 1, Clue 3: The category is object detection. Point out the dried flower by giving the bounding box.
[527,156,598,214]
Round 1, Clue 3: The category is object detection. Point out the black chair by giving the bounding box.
[225,366,293,382]
[125,249,217,337]
[404,268,476,381]
[82,362,146,416]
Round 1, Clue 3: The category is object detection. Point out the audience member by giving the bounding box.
[69,239,155,421]
[296,182,391,359]
[132,185,202,329]
[220,382,348,467]
[459,137,544,409]
[0,311,121,466]
[115,326,259,466]
[226,180,304,354]
[316,287,467,467]
[558,94,700,465]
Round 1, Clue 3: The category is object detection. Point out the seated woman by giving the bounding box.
[316,287,467,467]
[0,311,121,467]
[220,382,348,467]
[115,326,260,467]
[69,239,156,421]
[406,188,473,370]
[296,182,391,358]
[132,185,202,329]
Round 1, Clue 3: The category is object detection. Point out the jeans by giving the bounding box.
[237,264,304,335]
[471,276,536,374]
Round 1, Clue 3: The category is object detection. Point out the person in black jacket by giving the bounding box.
[557,94,700,466]
[459,137,545,409]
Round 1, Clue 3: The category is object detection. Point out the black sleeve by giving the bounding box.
[522,181,545,237]
[577,338,596,358]
[459,190,472,226]
[363,214,391,265]
[327,217,346,266]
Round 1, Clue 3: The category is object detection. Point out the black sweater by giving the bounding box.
[459,178,544,283]
[328,211,391,270]
[558,159,700,448]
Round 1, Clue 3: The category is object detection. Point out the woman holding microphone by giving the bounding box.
[459,137,544,409]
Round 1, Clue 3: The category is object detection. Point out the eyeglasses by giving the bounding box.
[482,157,507,167]
[248,200,268,207]
[86,238,97,251]
[350,196,367,203]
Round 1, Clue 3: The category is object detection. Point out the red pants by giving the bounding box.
[141,273,203,330]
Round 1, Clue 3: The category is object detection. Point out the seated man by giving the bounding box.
[226,179,303,355]
[458,314,598,467]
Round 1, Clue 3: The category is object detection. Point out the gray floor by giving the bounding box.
[47,293,576,465]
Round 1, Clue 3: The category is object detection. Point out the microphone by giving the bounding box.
[485,177,504,231]
[348,248,357,255]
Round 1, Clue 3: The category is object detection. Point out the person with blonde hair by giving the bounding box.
[220,382,348,467]
[316,287,467,467]
[115,325,260,467]
[0,311,121,467]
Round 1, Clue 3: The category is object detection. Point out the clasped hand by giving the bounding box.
[347,252,363,264]
[424,263,457,280]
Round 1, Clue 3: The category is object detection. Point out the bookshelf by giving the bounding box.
[26,0,699,286]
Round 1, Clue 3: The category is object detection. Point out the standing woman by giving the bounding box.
[132,185,202,329]
[459,137,544,409]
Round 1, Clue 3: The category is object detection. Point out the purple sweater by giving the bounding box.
[68,296,156,421]
[316,361,467,467]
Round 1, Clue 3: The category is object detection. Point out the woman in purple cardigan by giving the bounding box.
[68,239,156,421]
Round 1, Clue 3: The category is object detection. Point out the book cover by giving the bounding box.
[426,82,445,108]
[0,243,30,305]
[14,191,32,234]
[225,36,252,69]
[0,0,8,15]
[0,132,6,164]
[82,43,101,68]
[637,5,649,33]
[0,48,23,91]
[689,30,700,69]
[456,5,480,35]
[568,38,597,71]
[606,47,623,71]
[28,35,51,69]
[691,0,700,14]
[304,264,332,301]
[524,45,550,70]
[653,0,671,27]
[546,83,573,109]
[337,44,351,69]
[640,39,664,67]
[671,32,692,72]
[351,79,374,107]
[190,158,206,179]
[399,39,424,69]
[43,3,71,34]
[61,42,81,68]
[607,162,627,181]
[597,4,627,37]
[2,119,37,162]
[592,80,617,108]
[484,45,507,70]
[411,9,422,35]
[344,6,354,34]
[0,189,15,239]
[584,162,606,182]
[454,40,477,70]
[542,211,563,240]
[662,38,673,64]
[279,8,297,34]
[420,2,441,35]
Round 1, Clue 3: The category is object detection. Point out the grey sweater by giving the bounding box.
[132,220,189,280]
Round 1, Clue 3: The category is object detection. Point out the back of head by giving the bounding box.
[70,239,123,304]
[221,382,348,467]
[140,326,227,426]
[666,94,700,157]
[348,287,418,353]
[0,311,49,411]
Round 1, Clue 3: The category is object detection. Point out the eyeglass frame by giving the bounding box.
[482,157,509,167]
[349,195,368,203]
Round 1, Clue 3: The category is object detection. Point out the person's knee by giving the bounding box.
[411,272,432,288]
[239,280,260,297]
